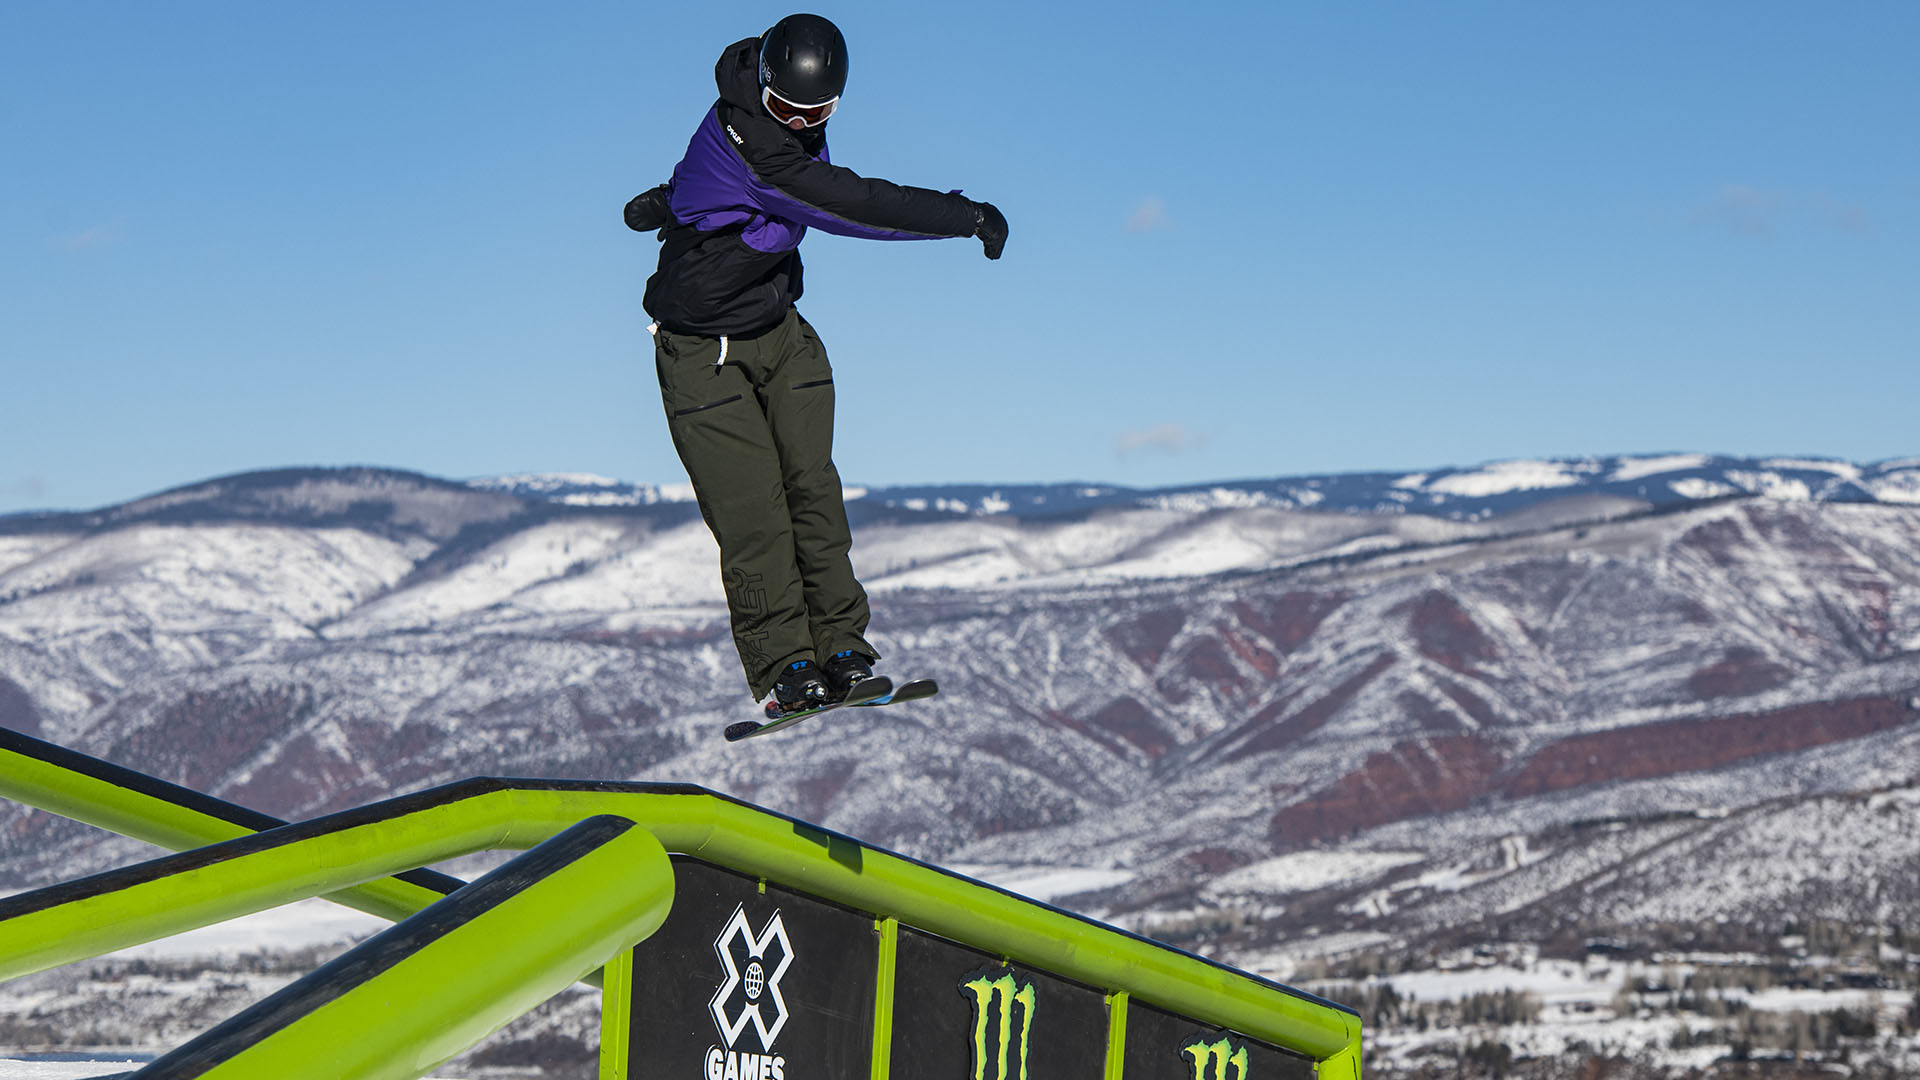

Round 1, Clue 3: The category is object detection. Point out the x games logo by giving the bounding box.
[710,904,793,1050]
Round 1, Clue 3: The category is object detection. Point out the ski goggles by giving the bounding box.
[761,85,838,128]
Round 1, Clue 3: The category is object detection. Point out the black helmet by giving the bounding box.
[759,14,848,109]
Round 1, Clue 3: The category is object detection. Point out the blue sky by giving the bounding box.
[4,1,1916,515]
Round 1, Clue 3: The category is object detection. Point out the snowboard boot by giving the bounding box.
[771,659,833,716]
[822,649,876,702]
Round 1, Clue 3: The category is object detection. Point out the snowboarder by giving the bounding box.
[623,13,1007,717]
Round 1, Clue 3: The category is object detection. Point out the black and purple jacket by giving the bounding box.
[642,36,980,338]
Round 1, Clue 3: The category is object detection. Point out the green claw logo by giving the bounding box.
[1181,1035,1251,1080]
[960,967,1036,1080]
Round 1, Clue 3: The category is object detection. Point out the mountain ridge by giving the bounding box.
[470,452,1920,520]
[7,452,1918,533]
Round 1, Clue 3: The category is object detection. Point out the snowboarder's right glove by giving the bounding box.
[624,184,672,232]
[972,201,1008,260]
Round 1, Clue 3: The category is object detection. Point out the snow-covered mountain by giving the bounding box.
[1,461,1916,1075]
[3,461,1916,916]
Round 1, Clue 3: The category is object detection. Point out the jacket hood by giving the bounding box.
[715,36,766,112]
[714,34,829,148]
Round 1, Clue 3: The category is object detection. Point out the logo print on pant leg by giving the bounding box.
[710,904,793,1051]
[1180,1035,1251,1080]
[726,568,772,670]
[960,967,1036,1080]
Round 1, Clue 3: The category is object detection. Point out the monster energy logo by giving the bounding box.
[959,967,1036,1080]
[1181,1035,1251,1080]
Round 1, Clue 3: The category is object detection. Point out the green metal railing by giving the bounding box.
[130,816,668,1080]
[0,727,1362,1079]
[0,725,465,924]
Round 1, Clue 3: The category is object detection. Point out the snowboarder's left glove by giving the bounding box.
[972,201,1008,260]
[624,184,672,232]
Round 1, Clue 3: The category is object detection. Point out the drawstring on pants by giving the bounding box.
[646,320,727,367]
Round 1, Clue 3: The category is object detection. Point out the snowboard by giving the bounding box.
[724,676,939,742]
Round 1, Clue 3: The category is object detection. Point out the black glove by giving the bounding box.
[972,201,1007,260]
[624,184,672,232]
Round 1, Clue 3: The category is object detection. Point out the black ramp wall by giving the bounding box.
[623,854,1334,1079]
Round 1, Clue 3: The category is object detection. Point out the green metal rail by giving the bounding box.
[0,726,464,924]
[0,727,1362,1078]
[142,816,668,1080]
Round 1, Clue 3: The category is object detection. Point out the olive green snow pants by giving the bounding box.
[652,308,876,699]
